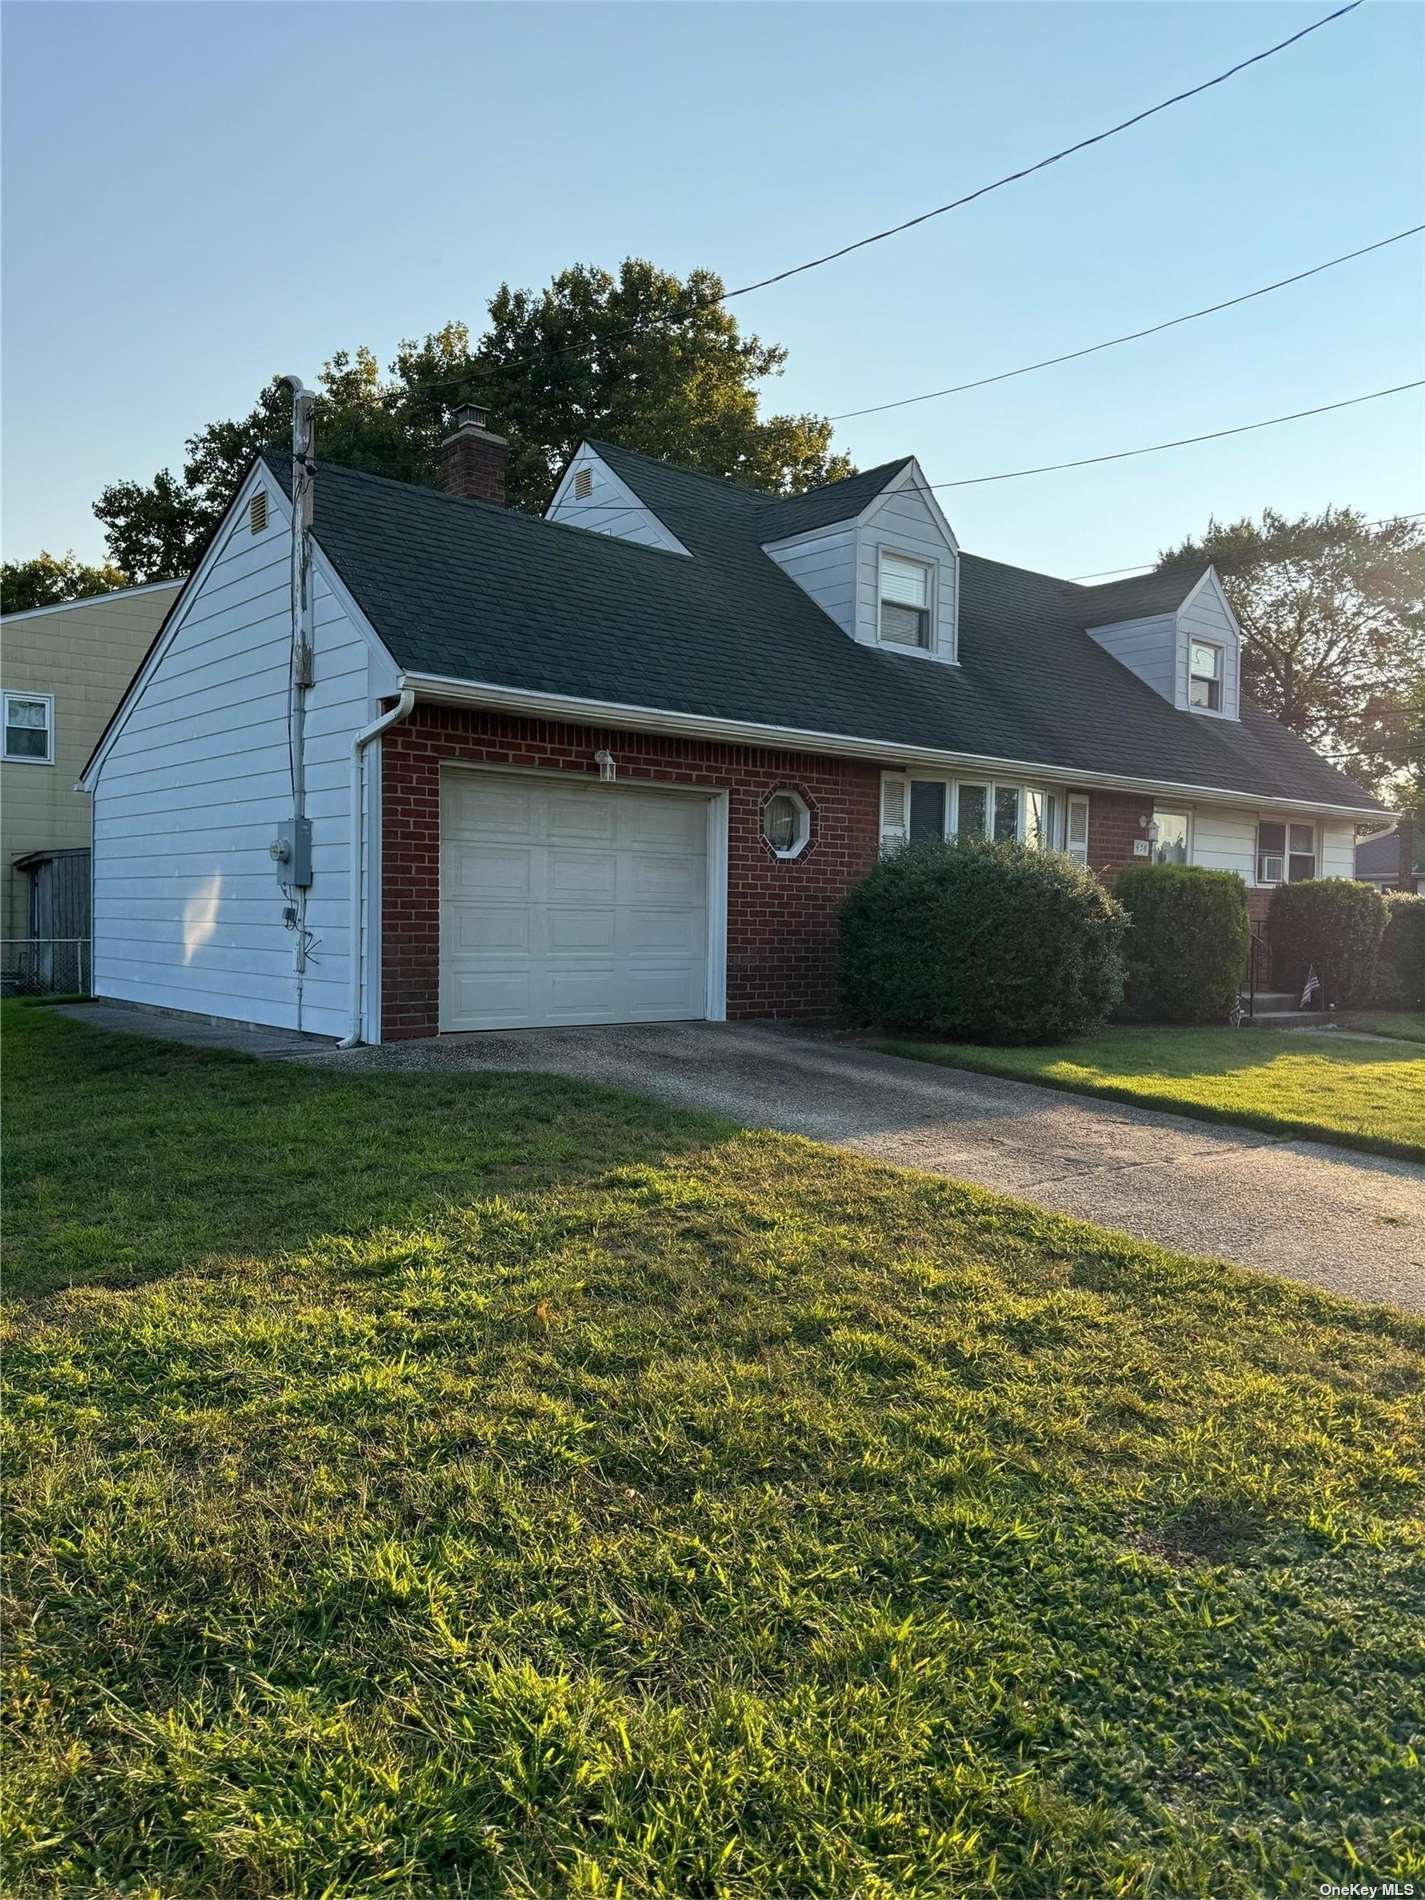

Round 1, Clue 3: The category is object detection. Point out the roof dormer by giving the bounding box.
[1078,564,1241,722]
[760,457,960,664]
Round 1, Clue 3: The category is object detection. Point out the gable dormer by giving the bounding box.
[1174,568,1241,720]
[760,458,960,664]
[546,446,690,555]
[1080,565,1241,722]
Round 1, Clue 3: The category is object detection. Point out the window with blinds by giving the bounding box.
[879,554,932,649]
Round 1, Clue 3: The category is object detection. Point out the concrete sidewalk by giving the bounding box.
[64,1006,1425,1313]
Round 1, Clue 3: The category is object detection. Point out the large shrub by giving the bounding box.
[839,836,1126,1044]
[1268,878,1386,1005]
[1112,863,1249,1023]
[1377,891,1425,1007]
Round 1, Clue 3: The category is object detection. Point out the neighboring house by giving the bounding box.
[1355,824,1422,892]
[2,582,182,971]
[79,411,1389,1042]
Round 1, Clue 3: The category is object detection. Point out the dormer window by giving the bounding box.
[879,553,933,649]
[1189,641,1223,711]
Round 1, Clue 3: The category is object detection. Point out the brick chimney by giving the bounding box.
[438,403,507,505]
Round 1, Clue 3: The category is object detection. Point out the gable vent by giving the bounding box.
[249,490,268,535]
[573,466,593,500]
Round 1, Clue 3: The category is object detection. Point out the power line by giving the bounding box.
[828,226,1424,422]
[1069,511,1425,580]
[422,1,1366,397]
[923,380,1425,490]
[555,381,1424,514]
[723,1,1366,300]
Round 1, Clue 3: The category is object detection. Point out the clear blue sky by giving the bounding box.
[3,0,1422,579]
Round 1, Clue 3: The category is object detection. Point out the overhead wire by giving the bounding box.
[417,1,1368,396]
[827,226,1423,421]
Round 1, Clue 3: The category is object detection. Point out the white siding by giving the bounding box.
[856,482,959,662]
[763,525,858,635]
[91,473,395,1038]
[1321,819,1356,879]
[1086,613,1178,704]
[1191,804,1257,878]
[1176,573,1240,720]
[1189,804,1356,886]
[546,450,689,554]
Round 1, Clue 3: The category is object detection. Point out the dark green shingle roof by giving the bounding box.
[269,446,1384,812]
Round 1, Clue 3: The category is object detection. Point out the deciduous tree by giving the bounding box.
[1158,507,1425,795]
[1,550,131,613]
[89,263,851,583]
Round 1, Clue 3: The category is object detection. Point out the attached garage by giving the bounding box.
[438,770,725,1031]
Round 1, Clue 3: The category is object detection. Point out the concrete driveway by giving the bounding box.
[320,1020,1425,1314]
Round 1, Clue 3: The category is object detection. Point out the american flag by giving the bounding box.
[1300,965,1321,1008]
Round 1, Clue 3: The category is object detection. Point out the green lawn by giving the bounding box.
[874,1025,1425,1161]
[4,1004,1425,1899]
[1336,1009,1425,1045]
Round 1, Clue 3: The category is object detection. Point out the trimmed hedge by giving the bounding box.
[1378,891,1425,1007]
[1268,878,1387,1006]
[1112,863,1250,1023]
[839,836,1126,1044]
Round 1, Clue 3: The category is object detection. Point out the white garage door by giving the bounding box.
[440,772,712,1031]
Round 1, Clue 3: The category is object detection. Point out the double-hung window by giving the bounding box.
[2,691,53,764]
[1256,819,1316,884]
[1189,641,1223,711]
[879,554,933,649]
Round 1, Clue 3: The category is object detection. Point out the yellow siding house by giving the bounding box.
[2,581,181,954]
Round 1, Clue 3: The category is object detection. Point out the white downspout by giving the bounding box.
[338,688,415,1048]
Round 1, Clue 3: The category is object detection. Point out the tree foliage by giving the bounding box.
[86,261,851,585]
[1158,507,1425,795]
[1,550,131,614]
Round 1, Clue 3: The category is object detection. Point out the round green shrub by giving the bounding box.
[1112,863,1250,1023]
[1377,891,1425,1007]
[839,835,1126,1044]
[1267,878,1387,1005]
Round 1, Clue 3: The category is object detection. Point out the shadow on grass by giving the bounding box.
[3,1005,735,1300]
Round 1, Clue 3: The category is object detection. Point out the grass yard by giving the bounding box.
[4,1003,1425,1898]
[874,1025,1425,1161]
[1336,1010,1425,1045]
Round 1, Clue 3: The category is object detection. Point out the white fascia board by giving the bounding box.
[861,457,960,556]
[77,461,281,790]
[309,537,402,685]
[397,669,1388,819]
[546,442,692,556]
[1182,565,1245,643]
[761,459,959,558]
[2,576,183,626]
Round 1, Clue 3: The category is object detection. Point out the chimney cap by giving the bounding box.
[451,401,489,432]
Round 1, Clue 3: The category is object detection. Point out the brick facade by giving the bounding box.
[1085,789,1151,879]
[379,706,883,1040]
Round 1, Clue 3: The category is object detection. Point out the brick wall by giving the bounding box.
[1086,790,1151,878]
[379,706,883,1040]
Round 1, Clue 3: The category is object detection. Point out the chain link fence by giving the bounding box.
[1,939,91,999]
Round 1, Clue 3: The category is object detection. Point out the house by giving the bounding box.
[1355,824,1422,893]
[2,580,182,986]
[79,406,1390,1041]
